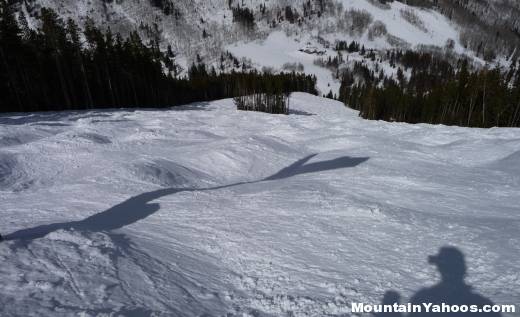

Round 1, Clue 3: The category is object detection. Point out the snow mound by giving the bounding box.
[0,230,167,316]
[72,132,112,144]
[131,159,211,188]
[0,153,34,192]
[0,133,40,147]
[487,150,520,174]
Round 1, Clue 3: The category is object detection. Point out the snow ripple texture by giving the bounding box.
[0,93,519,316]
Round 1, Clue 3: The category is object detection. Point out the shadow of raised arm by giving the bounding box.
[264,154,368,181]
[4,154,369,242]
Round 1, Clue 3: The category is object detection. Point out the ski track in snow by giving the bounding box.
[0,93,519,316]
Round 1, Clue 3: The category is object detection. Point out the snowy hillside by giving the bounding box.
[15,0,519,95]
[1,94,519,316]
[226,0,468,95]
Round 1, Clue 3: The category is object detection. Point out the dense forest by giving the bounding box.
[339,51,520,128]
[0,1,316,113]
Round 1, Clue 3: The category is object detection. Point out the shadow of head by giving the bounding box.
[428,246,467,283]
[407,246,502,316]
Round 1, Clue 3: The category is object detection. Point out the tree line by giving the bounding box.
[0,1,316,113]
[235,93,290,115]
[230,3,255,30]
[233,72,312,114]
[339,51,520,128]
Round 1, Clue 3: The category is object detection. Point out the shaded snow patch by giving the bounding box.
[0,153,34,192]
[131,159,210,188]
[72,132,112,144]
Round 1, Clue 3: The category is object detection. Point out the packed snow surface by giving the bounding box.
[0,94,519,316]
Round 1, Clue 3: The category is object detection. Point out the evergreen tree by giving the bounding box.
[0,6,317,114]
[339,50,520,128]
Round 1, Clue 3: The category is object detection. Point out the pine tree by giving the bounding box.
[0,0,24,111]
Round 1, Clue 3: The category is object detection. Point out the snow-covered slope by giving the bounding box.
[1,94,519,316]
[226,0,467,95]
[16,0,516,95]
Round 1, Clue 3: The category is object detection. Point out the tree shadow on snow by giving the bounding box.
[289,109,316,116]
[4,154,369,242]
[169,101,214,112]
[0,111,113,126]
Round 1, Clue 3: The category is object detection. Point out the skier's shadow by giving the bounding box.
[375,247,502,317]
[4,154,369,242]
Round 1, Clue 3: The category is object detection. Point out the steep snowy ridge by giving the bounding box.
[1,94,519,316]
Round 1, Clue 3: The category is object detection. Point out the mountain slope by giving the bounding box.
[13,0,519,98]
[1,93,519,316]
[16,0,519,65]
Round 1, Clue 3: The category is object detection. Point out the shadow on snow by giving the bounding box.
[3,156,506,316]
[374,246,502,317]
[4,154,369,241]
